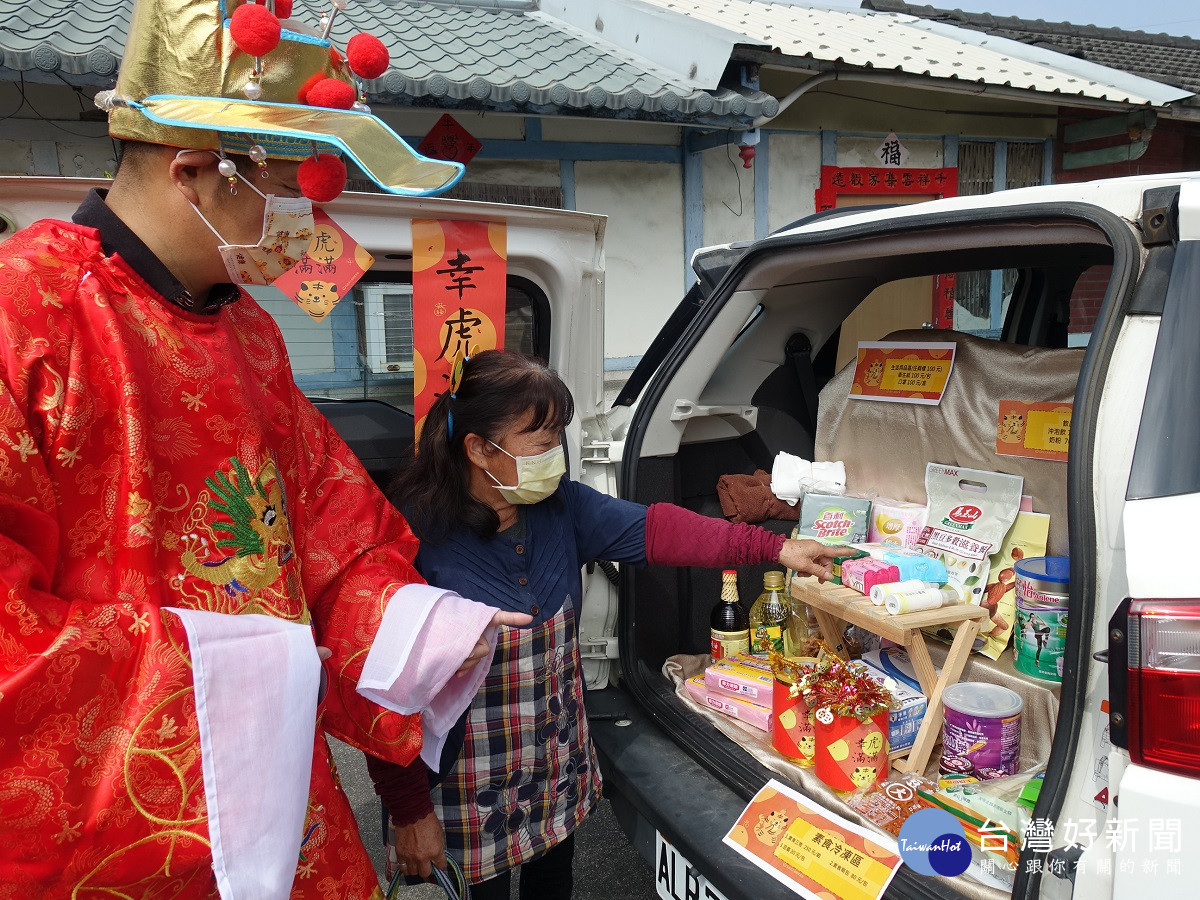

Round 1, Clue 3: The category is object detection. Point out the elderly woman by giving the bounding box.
[367,350,834,900]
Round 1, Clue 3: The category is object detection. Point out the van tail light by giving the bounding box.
[1109,598,1200,778]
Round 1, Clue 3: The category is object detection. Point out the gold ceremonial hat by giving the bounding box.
[101,0,463,197]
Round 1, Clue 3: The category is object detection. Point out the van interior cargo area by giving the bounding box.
[618,218,1117,895]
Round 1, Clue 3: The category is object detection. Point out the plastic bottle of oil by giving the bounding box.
[749,570,789,658]
[710,569,750,660]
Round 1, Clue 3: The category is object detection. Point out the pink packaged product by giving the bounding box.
[840,556,901,596]
[685,674,709,705]
[704,655,775,704]
[684,675,771,731]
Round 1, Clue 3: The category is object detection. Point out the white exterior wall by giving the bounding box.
[701,142,756,247]
[574,159,684,361]
[766,133,821,232]
[1,79,1057,370]
[837,136,944,168]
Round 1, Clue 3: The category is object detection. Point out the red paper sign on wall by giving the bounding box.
[418,113,483,165]
[411,219,507,433]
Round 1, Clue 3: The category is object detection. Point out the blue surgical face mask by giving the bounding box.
[486,441,566,505]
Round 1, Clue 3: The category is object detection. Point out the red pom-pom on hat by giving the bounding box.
[298,154,347,203]
[307,78,356,109]
[297,72,324,104]
[347,34,389,80]
[230,3,281,58]
[275,0,293,18]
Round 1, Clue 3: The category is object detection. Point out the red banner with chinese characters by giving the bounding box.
[417,113,483,165]
[814,166,959,210]
[411,219,507,432]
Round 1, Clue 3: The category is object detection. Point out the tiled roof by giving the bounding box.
[633,0,1190,107]
[0,0,127,79]
[863,0,1200,96]
[0,0,777,125]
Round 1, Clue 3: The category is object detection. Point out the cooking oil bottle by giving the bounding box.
[749,570,789,658]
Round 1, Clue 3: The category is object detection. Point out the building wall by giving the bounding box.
[574,159,685,361]
[765,133,821,231]
[1053,111,1200,336]
[701,140,756,248]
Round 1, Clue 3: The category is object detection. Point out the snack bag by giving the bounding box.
[978,511,1050,660]
[846,773,935,836]
[916,465,1023,647]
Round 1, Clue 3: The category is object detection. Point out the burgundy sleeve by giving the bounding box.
[365,752,435,828]
[644,502,787,568]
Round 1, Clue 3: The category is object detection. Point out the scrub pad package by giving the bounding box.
[916,465,1023,610]
[798,492,872,543]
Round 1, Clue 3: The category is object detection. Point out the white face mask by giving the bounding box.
[184,155,315,286]
[487,441,566,505]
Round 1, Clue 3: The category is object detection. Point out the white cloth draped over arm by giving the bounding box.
[355,583,499,769]
[164,609,321,900]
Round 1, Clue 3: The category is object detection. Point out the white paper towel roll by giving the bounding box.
[869,579,928,606]
[885,585,962,615]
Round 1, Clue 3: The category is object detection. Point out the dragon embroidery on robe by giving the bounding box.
[179,456,296,601]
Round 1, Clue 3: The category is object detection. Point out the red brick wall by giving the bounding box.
[1069,265,1112,334]
[1056,112,1200,332]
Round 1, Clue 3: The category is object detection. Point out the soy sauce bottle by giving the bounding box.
[710,569,750,660]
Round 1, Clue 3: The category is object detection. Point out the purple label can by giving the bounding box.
[939,682,1023,779]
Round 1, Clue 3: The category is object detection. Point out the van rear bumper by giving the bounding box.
[586,684,958,899]
[586,684,788,898]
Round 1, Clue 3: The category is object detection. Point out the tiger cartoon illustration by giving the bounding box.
[997,411,1026,444]
[863,360,885,387]
[850,765,879,790]
[754,809,791,846]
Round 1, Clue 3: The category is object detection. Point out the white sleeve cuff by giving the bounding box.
[165,608,320,900]
[355,583,498,770]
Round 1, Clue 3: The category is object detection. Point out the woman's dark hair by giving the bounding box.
[390,350,574,541]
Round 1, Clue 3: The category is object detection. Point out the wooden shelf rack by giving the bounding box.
[791,575,989,775]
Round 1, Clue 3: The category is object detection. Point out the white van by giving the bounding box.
[4,172,1197,899]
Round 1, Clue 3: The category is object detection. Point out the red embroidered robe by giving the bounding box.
[0,219,420,899]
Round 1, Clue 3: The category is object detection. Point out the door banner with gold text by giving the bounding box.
[411,219,507,432]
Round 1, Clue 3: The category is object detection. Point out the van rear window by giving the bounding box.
[250,275,548,412]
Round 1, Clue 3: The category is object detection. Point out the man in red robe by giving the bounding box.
[0,1,525,897]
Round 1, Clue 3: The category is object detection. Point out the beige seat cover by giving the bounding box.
[816,329,1083,556]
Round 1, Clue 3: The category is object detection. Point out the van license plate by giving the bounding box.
[655,831,730,900]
